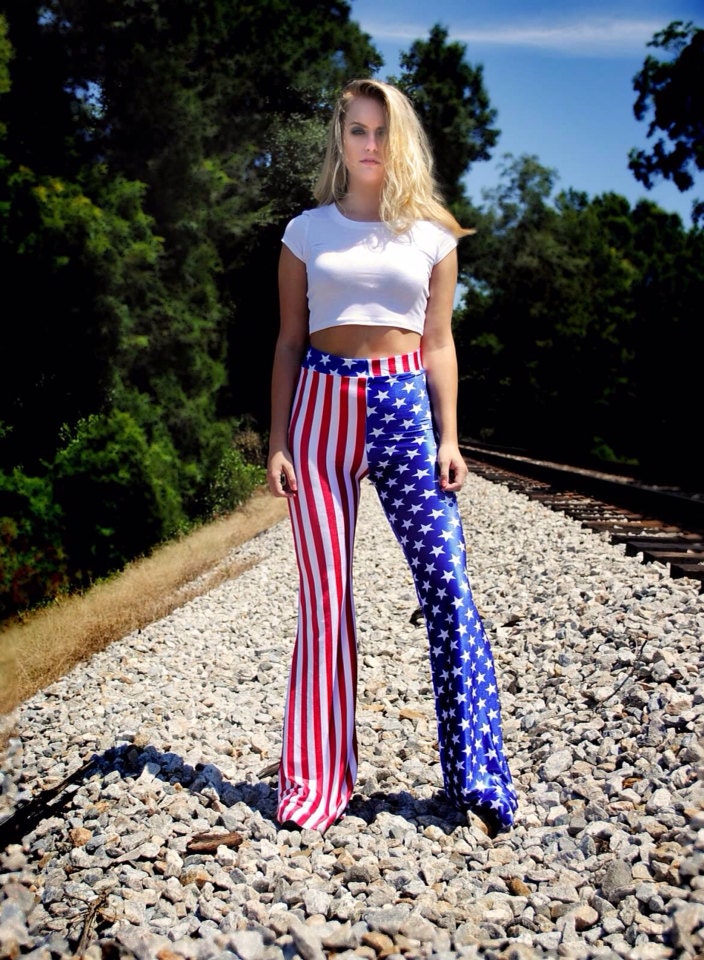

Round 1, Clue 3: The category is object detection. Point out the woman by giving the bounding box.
[267,78,517,836]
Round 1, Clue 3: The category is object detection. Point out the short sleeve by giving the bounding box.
[435,225,458,264]
[281,212,310,263]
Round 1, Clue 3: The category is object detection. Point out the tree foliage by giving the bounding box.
[1,2,702,622]
[455,154,704,488]
[0,0,381,616]
[629,20,704,224]
[395,24,499,208]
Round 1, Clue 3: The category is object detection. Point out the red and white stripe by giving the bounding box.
[277,366,368,831]
[368,348,422,377]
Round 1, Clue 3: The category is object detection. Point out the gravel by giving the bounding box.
[1,473,703,960]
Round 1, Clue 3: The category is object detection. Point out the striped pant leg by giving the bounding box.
[365,369,518,830]
[277,363,368,832]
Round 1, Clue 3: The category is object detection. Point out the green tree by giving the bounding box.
[1,167,137,466]
[0,468,68,617]
[629,20,704,224]
[394,24,500,209]
[621,198,704,487]
[455,152,703,485]
[206,1,382,424]
[51,410,177,583]
[0,0,386,614]
[455,157,638,467]
[0,14,11,133]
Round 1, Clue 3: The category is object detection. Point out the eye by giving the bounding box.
[350,126,365,135]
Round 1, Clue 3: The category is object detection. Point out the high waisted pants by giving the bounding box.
[277,346,517,833]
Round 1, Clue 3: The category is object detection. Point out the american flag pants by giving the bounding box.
[277,345,517,832]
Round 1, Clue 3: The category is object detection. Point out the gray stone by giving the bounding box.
[1,474,703,960]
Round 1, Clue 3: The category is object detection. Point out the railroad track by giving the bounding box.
[460,443,704,594]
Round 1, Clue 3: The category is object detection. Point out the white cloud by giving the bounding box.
[361,17,668,57]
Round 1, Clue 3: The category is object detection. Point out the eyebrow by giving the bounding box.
[347,121,386,130]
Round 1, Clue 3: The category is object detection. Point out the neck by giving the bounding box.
[338,189,382,222]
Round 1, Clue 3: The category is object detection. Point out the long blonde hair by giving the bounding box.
[314,78,473,238]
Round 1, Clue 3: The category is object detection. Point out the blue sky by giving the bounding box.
[349,0,702,225]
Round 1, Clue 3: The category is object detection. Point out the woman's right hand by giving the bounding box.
[267,449,298,498]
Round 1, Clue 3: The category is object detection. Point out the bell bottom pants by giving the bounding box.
[277,346,517,833]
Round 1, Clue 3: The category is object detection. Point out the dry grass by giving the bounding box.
[0,486,288,719]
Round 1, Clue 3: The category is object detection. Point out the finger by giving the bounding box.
[280,469,297,496]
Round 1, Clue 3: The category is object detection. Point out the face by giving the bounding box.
[341,96,387,189]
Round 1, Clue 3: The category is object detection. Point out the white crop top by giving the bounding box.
[281,203,457,335]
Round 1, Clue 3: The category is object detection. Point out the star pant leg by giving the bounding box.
[277,357,368,832]
[364,367,518,830]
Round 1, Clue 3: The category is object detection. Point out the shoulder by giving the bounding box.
[283,205,333,236]
[409,220,458,260]
[282,208,315,255]
[282,206,337,260]
[286,205,333,226]
[412,219,457,242]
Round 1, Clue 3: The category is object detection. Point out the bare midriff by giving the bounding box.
[310,324,422,359]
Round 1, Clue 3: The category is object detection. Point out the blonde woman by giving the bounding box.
[267,78,517,836]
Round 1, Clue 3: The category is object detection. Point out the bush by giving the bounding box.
[206,443,266,519]
[0,468,69,618]
[52,410,184,583]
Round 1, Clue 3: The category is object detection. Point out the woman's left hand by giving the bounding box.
[437,442,468,493]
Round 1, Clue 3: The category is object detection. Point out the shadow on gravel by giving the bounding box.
[1,742,465,849]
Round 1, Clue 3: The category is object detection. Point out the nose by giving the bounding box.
[365,132,380,151]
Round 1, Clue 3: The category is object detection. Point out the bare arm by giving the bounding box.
[266,244,308,498]
[421,247,468,493]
